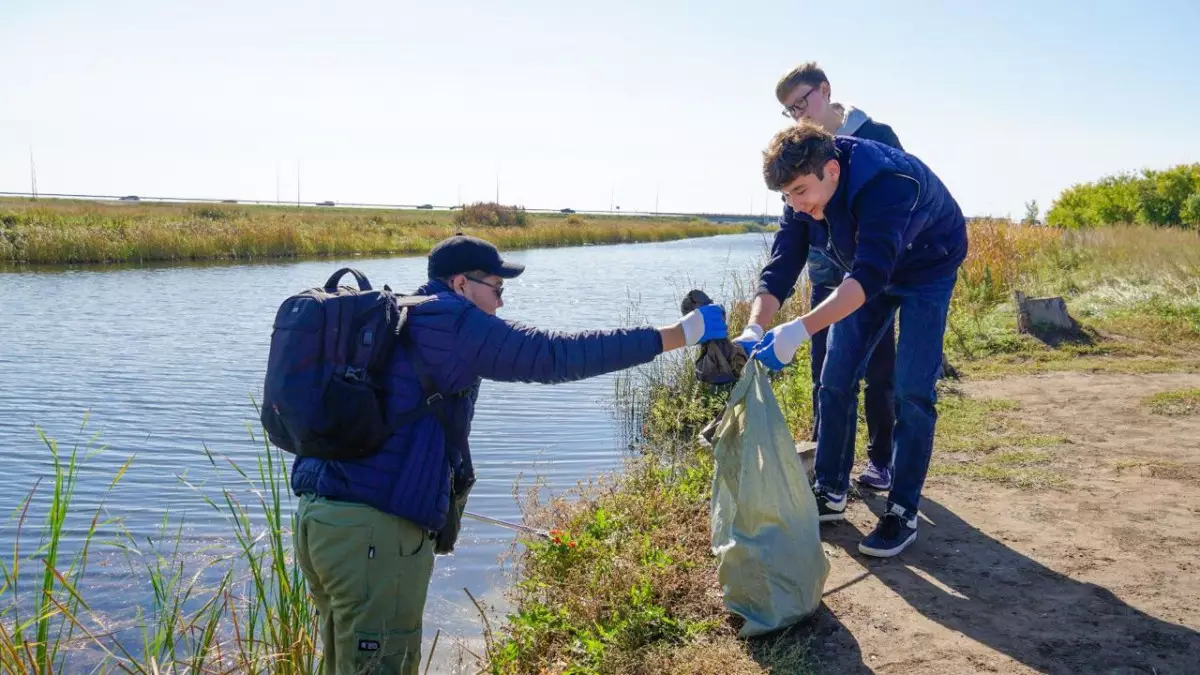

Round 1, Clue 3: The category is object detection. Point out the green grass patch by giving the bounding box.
[928,388,1067,488]
[1143,389,1200,416]
[930,452,1062,489]
[486,452,728,675]
[934,391,1022,454]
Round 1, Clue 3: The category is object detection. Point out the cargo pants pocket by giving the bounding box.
[354,628,423,675]
[351,511,434,674]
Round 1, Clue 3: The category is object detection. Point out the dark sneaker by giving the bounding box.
[856,461,892,490]
[858,504,918,558]
[813,486,847,523]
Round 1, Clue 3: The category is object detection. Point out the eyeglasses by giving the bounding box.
[780,87,820,118]
[465,275,504,299]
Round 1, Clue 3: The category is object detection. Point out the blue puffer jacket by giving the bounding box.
[758,136,968,302]
[289,279,664,532]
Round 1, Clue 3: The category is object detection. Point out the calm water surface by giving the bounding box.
[0,232,771,669]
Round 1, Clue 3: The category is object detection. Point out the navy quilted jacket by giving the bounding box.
[289,279,664,531]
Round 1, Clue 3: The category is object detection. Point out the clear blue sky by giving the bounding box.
[2,0,1198,218]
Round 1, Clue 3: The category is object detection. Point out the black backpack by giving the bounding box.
[260,267,438,460]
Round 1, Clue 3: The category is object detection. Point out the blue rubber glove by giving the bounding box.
[750,318,811,371]
[732,324,764,354]
[681,304,728,346]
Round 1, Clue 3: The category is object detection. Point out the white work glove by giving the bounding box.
[680,304,728,346]
[732,324,764,354]
[751,318,811,371]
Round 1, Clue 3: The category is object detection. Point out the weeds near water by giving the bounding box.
[0,415,320,674]
[0,415,130,674]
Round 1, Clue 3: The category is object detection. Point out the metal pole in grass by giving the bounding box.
[423,628,441,675]
[463,511,549,539]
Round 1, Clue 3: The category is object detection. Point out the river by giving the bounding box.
[0,231,771,670]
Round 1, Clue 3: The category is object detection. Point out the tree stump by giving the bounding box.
[1013,290,1073,333]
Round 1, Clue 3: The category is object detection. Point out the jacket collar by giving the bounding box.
[827,146,851,218]
[416,278,453,296]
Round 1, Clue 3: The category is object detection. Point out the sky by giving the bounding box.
[2,0,1198,219]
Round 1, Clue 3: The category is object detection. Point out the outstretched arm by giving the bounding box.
[457,305,725,384]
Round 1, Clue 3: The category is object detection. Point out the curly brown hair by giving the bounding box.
[761,119,837,191]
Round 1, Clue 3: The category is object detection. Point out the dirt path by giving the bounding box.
[807,372,1200,675]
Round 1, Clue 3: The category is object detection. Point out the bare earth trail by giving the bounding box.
[800,372,1200,675]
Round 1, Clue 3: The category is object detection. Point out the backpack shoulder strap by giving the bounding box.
[398,343,474,478]
[387,341,471,438]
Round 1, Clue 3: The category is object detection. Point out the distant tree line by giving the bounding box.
[1046,163,1200,229]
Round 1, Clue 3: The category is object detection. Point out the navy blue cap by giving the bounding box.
[427,234,526,280]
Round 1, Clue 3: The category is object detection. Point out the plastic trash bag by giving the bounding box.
[710,361,830,637]
[681,289,747,385]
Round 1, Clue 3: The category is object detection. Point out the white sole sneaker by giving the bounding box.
[858,529,918,558]
[816,494,847,522]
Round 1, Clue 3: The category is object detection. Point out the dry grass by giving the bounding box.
[947,224,1200,372]
[956,218,1061,307]
[1111,458,1200,485]
[0,198,760,265]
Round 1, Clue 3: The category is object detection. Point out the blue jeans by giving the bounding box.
[813,274,957,519]
[810,282,895,468]
[806,248,895,469]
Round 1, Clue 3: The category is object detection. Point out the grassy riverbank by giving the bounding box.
[5,221,1200,672]
[0,198,763,266]
[482,221,1200,673]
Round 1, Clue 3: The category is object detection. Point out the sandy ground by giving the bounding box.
[806,372,1200,675]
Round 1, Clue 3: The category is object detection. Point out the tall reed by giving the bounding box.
[0,417,320,673]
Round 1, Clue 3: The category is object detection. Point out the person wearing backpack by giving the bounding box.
[739,121,967,558]
[735,61,903,494]
[283,234,727,674]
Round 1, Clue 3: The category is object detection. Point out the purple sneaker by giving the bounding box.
[857,462,892,490]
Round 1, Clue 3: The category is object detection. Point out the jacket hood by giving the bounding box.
[834,104,871,137]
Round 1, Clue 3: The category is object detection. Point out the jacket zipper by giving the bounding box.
[822,171,922,276]
[822,215,853,274]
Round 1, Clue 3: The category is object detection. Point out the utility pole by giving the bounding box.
[276,161,281,204]
[655,183,660,215]
[29,146,38,200]
[296,159,301,207]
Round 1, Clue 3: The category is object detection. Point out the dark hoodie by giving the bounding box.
[835,104,903,150]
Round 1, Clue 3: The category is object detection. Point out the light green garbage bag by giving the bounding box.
[710,361,830,637]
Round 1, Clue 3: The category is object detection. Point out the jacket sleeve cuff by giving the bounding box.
[756,278,793,304]
[849,268,887,300]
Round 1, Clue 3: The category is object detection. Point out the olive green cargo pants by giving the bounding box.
[295,494,435,674]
